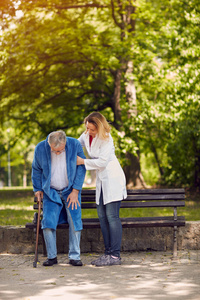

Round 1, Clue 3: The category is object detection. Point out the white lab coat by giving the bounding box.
[78,132,127,205]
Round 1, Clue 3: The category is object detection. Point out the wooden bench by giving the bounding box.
[26,188,185,257]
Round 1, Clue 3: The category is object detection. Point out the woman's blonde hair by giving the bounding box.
[84,112,110,140]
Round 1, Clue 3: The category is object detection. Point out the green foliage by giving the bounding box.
[140,152,160,186]
[130,0,200,187]
[0,0,199,188]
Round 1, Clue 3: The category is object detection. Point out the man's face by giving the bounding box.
[50,143,65,155]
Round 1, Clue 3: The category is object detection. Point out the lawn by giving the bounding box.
[0,189,199,226]
[0,196,34,225]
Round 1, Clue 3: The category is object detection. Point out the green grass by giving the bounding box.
[0,190,199,225]
[0,196,34,225]
[119,204,200,221]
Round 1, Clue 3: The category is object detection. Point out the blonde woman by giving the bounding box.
[77,112,127,266]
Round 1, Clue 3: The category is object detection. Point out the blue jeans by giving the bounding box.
[97,189,122,258]
[43,193,81,260]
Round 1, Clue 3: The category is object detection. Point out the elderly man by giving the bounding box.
[32,130,86,266]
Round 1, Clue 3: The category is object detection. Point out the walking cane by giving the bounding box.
[33,196,42,268]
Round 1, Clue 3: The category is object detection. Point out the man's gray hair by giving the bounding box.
[48,130,66,148]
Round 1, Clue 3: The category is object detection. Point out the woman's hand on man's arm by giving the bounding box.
[77,156,84,165]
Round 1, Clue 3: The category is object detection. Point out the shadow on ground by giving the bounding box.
[0,251,200,300]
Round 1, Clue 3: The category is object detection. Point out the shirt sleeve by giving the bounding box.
[72,141,86,191]
[31,146,43,192]
[84,137,113,171]
[78,133,86,148]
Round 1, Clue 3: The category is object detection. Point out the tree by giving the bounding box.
[1,0,142,186]
[0,0,199,188]
[159,0,200,187]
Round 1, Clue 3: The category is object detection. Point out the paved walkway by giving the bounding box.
[0,251,200,300]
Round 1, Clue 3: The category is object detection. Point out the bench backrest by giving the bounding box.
[34,188,185,211]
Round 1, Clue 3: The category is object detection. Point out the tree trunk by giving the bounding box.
[111,64,146,188]
[112,69,122,130]
[124,152,146,188]
[110,1,146,188]
[124,60,146,188]
[194,148,200,189]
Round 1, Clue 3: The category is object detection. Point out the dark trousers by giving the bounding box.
[96,189,122,257]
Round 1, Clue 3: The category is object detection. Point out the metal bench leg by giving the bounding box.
[173,225,177,258]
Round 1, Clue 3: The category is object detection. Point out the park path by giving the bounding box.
[0,250,200,300]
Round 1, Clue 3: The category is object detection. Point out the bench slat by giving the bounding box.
[33,200,185,210]
[126,188,185,194]
[25,216,185,230]
[34,190,185,203]
[81,189,185,195]
[81,193,185,201]
[81,201,186,209]
[126,194,185,200]
[120,201,185,208]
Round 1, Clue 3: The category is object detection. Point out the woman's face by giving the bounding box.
[86,121,98,138]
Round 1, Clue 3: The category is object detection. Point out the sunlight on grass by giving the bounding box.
[0,186,33,190]
[119,202,200,221]
[0,210,35,225]
[0,196,34,225]
[0,205,33,210]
